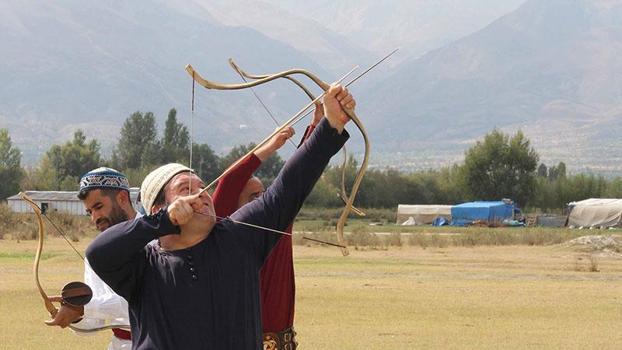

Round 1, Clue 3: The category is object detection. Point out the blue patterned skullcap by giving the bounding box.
[79,167,130,192]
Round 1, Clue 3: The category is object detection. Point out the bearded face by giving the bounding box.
[83,189,130,232]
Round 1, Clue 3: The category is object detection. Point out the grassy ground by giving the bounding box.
[1,237,621,349]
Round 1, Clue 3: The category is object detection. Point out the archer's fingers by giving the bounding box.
[186,193,205,211]
[45,315,69,328]
[45,318,63,327]
[49,296,64,303]
[340,95,355,110]
[281,127,295,138]
[168,200,192,225]
[335,86,349,101]
[326,84,344,99]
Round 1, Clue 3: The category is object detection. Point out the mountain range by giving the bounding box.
[3,0,622,175]
[363,0,622,174]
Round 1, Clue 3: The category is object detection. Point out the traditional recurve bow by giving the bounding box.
[185,65,365,256]
[226,59,365,250]
[227,58,366,218]
[186,49,397,256]
[19,192,130,333]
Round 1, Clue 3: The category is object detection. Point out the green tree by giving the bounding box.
[192,143,221,182]
[606,177,622,198]
[434,165,469,204]
[38,130,101,190]
[325,155,358,192]
[556,162,566,180]
[257,149,285,183]
[115,111,159,169]
[161,108,190,164]
[462,129,538,207]
[557,174,606,205]
[0,129,24,199]
[219,143,284,183]
[305,175,341,207]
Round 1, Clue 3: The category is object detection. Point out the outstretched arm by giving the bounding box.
[212,127,294,217]
[231,85,354,261]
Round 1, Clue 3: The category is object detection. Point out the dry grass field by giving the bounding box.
[1,237,621,349]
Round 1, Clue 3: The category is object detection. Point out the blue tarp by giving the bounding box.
[450,201,515,226]
[432,216,449,226]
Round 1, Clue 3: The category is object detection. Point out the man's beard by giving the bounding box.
[95,202,129,232]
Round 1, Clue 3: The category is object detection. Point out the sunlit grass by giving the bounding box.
[1,238,621,349]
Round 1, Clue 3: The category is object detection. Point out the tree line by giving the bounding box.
[1,110,621,211]
[4,109,284,196]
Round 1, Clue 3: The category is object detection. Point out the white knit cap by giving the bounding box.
[140,163,193,213]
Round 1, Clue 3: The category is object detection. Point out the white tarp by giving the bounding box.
[396,204,452,225]
[567,198,622,228]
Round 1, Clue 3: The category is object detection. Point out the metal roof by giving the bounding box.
[7,188,139,202]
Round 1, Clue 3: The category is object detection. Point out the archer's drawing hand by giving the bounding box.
[168,193,206,226]
[324,84,355,133]
[255,126,295,161]
[44,296,84,328]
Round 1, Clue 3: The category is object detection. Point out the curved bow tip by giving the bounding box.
[185,64,196,77]
[340,247,350,256]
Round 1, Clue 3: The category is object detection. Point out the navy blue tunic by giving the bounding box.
[86,119,348,349]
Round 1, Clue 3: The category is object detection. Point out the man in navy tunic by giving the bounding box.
[86,84,356,349]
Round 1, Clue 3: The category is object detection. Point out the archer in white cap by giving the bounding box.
[87,84,356,349]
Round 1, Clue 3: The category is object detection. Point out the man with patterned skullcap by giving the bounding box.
[47,167,137,350]
[86,84,356,349]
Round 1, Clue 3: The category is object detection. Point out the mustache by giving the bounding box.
[95,218,110,227]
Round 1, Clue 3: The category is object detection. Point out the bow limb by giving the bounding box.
[339,147,366,217]
[185,64,330,92]
[190,65,357,193]
[228,58,317,100]
[335,108,370,256]
[20,192,59,318]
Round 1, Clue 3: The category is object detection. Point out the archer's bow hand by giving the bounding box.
[324,84,355,133]
[255,126,295,161]
[44,296,84,328]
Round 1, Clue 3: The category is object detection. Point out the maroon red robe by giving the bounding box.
[211,124,316,332]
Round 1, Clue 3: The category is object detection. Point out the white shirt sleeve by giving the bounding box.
[71,258,130,331]
[73,213,144,337]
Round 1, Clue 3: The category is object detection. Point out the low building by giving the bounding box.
[450,200,518,227]
[7,189,141,216]
[396,204,452,225]
[567,198,622,228]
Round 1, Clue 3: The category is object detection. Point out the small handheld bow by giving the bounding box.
[20,192,130,333]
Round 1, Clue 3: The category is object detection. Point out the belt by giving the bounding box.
[112,328,131,341]
[263,327,297,350]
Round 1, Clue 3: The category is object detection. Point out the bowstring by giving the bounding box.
[27,200,85,260]
[232,66,298,150]
[194,211,346,248]
[189,71,195,194]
